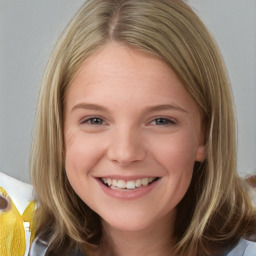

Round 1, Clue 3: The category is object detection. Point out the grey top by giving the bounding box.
[29,236,85,256]
[30,237,256,256]
[226,239,256,256]
[29,237,48,256]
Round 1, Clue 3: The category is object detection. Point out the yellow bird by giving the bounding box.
[0,187,26,256]
[22,201,36,244]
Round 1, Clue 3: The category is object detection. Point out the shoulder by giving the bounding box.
[29,236,48,256]
[226,238,256,256]
[29,236,87,256]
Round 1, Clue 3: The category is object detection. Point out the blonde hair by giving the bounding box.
[30,0,256,255]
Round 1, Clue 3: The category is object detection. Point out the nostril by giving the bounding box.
[107,146,147,166]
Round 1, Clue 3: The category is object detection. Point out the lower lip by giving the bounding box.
[96,178,160,200]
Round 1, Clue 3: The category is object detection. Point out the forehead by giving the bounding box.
[65,42,200,117]
[70,42,174,86]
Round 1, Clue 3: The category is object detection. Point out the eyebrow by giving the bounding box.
[71,103,108,112]
[144,104,188,114]
[71,103,109,113]
[71,103,188,114]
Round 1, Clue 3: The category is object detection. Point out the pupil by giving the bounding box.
[92,118,102,125]
[156,118,168,125]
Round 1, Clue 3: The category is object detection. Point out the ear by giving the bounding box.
[195,122,206,162]
[195,144,206,162]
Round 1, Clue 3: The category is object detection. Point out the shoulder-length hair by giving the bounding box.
[30,0,256,255]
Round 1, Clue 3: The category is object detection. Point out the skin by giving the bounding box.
[64,42,205,256]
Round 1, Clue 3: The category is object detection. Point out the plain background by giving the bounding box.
[0,0,255,183]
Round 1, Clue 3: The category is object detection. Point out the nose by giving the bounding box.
[106,127,147,166]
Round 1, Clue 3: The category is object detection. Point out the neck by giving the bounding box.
[100,211,176,256]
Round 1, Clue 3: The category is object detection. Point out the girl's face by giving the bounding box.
[64,43,205,233]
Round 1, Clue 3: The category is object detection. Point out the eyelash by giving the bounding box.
[149,117,177,126]
[80,116,107,126]
[80,116,177,127]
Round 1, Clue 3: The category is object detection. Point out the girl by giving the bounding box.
[30,0,256,255]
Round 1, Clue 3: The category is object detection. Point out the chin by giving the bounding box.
[103,219,153,233]
[102,211,153,232]
[100,208,168,233]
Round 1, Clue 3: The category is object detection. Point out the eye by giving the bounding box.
[151,117,176,126]
[81,117,107,126]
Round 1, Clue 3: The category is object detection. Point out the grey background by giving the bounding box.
[0,0,255,183]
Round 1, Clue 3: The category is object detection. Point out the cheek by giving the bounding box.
[152,133,199,173]
[64,131,103,175]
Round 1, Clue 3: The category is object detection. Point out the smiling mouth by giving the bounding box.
[99,177,160,191]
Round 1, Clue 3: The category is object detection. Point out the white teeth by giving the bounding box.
[107,178,112,186]
[117,180,126,189]
[141,178,149,186]
[101,177,158,190]
[126,180,136,189]
[112,179,118,187]
[135,179,141,187]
